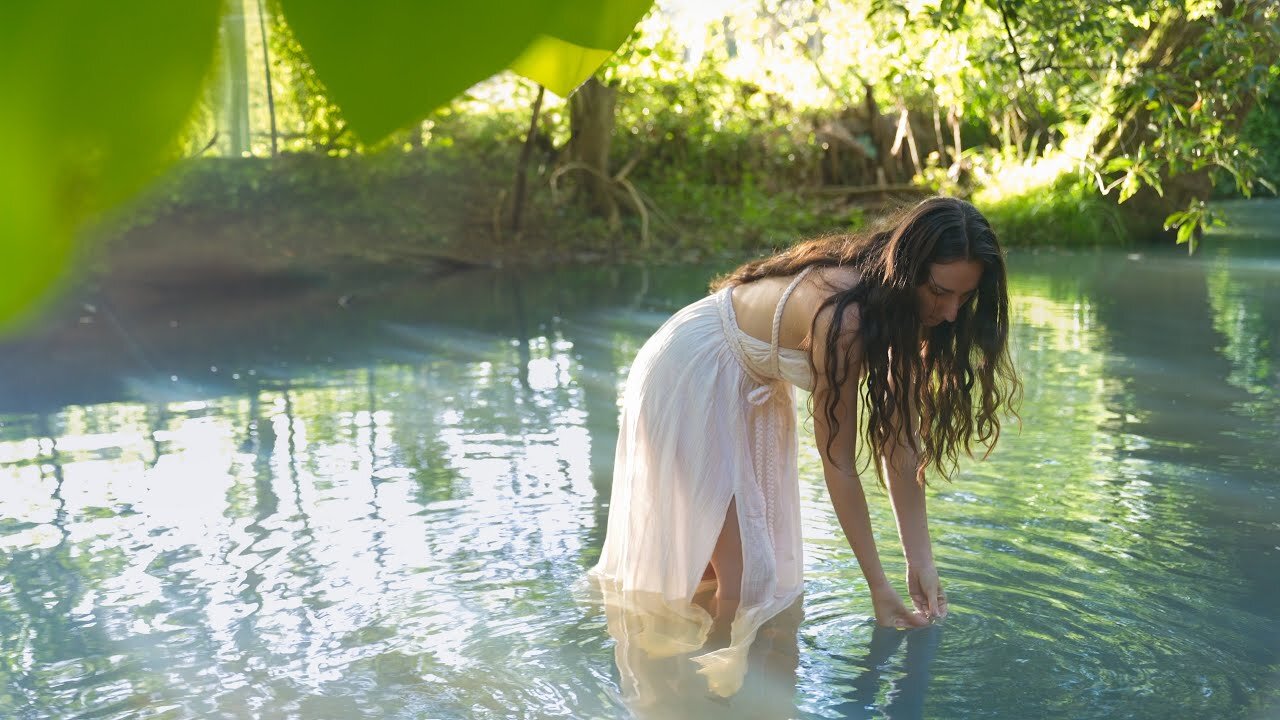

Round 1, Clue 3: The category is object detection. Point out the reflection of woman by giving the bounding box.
[591,197,1020,695]
[602,587,803,719]
[831,625,942,720]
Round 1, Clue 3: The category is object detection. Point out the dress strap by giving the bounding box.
[770,266,815,373]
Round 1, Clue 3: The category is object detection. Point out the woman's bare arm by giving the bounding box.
[881,427,934,567]
[879,379,947,619]
[811,302,928,627]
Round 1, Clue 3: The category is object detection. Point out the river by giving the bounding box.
[1,201,1276,719]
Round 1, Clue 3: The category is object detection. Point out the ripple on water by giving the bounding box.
[3,254,1279,719]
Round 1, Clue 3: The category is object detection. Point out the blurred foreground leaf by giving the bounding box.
[0,0,221,329]
[0,1,651,331]
[512,0,653,96]
[278,0,653,138]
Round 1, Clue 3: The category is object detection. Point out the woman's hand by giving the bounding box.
[907,563,948,621]
[870,582,930,629]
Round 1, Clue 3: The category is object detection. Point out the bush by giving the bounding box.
[977,172,1129,248]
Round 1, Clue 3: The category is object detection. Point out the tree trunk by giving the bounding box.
[891,104,921,178]
[947,105,963,180]
[567,77,620,228]
[932,103,946,166]
[255,0,278,156]
[510,85,546,242]
[221,0,251,157]
[863,83,896,184]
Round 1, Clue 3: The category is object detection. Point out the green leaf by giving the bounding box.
[0,0,221,330]
[1163,210,1189,230]
[1104,156,1133,172]
[278,0,654,140]
[509,36,615,98]
[1176,220,1195,245]
[537,0,652,51]
[1134,166,1163,196]
[510,0,651,97]
[1117,171,1139,203]
[277,2,548,141]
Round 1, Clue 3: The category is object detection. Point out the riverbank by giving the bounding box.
[40,147,1256,357]
[84,150,1153,302]
[8,166,1274,413]
[95,151,881,276]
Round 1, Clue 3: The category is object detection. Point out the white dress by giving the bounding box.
[591,267,816,698]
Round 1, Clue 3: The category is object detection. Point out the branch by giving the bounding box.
[188,132,219,159]
[993,0,1047,126]
[1026,62,1106,75]
[761,7,861,105]
[995,0,1029,83]
[549,162,655,249]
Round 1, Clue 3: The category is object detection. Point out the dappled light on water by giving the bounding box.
[1,247,1277,718]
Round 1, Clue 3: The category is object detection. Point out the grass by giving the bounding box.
[976,170,1130,249]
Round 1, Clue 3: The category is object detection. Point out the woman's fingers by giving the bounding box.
[898,608,930,628]
[910,585,945,620]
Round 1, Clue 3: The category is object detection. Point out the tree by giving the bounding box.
[221,0,252,157]
[0,1,655,330]
[567,77,622,229]
[924,0,1280,247]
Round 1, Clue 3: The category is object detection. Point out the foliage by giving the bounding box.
[274,0,654,141]
[893,0,1280,249]
[0,1,653,330]
[0,0,221,330]
[9,0,1277,336]
[1106,1,1279,252]
[599,21,823,192]
[632,174,857,255]
[265,0,355,154]
[103,141,855,269]
[1237,74,1280,191]
[976,170,1129,248]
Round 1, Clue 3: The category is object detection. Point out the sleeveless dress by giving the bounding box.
[591,267,816,698]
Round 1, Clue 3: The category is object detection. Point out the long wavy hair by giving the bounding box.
[712,196,1021,485]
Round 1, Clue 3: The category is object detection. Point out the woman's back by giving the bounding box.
[727,265,861,356]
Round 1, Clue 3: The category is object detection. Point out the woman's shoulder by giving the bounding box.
[797,266,862,320]
[792,265,862,350]
[811,265,860,292]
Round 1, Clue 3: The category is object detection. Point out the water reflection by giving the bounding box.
[601,590,802,719]
[825,626,940,720]
[0,233,1277,718]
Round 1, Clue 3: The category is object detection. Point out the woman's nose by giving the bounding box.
[943,299,960,322]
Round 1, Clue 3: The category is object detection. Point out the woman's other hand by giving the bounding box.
[907,563,948,621]
[870,582,930,629]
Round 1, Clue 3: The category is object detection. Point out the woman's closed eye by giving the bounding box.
[930,279,975,303]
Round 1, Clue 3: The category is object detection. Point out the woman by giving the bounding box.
[591,196,1021,696]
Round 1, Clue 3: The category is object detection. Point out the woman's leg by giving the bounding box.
[708,497,743,636]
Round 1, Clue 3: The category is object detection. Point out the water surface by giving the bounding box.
[1,204,1277,719]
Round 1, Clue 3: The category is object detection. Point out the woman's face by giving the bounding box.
[916,260,983,327]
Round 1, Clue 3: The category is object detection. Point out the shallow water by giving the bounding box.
[1,205,1278,719]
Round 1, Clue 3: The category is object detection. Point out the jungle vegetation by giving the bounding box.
[3,0,1278,328]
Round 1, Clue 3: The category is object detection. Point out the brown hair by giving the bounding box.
[712,196,1021,485]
